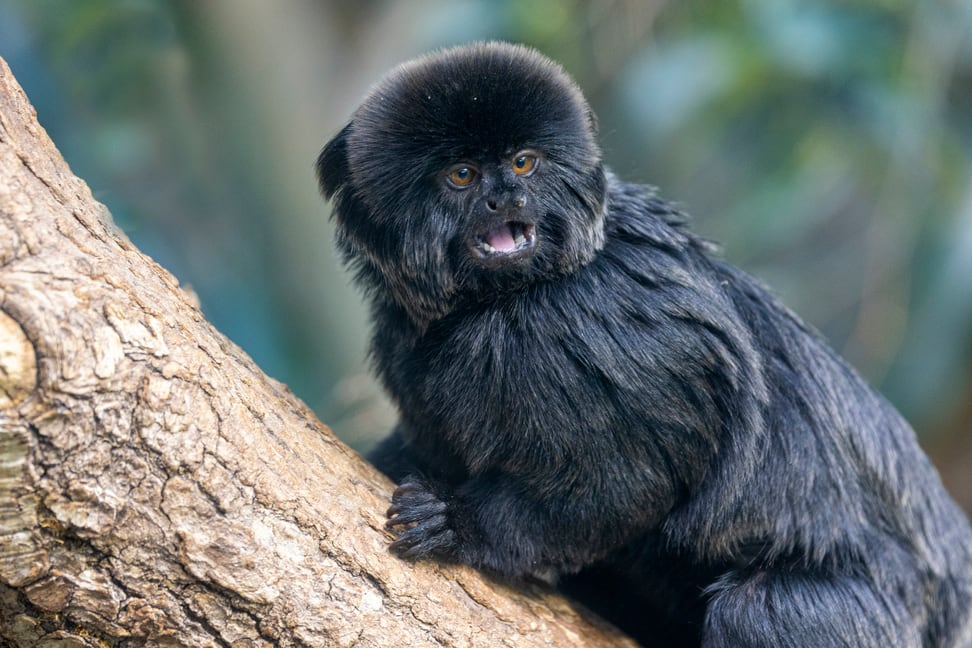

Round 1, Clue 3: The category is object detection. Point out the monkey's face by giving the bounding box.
[441,150,542,270]
[318,43,607,325]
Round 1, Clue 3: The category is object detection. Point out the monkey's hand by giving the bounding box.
[385,477,461,560]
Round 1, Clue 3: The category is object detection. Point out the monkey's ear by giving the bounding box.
[586,109,599,136]
[317,123,352,199]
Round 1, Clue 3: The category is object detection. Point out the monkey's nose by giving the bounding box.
[485,194,526,212]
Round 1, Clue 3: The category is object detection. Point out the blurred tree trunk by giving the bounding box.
[0,57,633,647]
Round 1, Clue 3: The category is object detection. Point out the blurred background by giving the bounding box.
[2,0,971,514]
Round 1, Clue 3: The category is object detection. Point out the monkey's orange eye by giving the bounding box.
[446,165,478,188]
[512,153,538,176]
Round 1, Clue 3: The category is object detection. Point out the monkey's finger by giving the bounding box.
[385,496,436,520]
[388,489,439,511]
[391,479,427,499]
[386,500,447,527]
[389,522,455,558]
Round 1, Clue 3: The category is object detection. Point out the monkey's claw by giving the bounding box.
[384,478,458,559]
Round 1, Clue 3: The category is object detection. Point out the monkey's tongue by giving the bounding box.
[485,224,517,252]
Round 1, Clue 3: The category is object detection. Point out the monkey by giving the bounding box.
[316,41,972,646]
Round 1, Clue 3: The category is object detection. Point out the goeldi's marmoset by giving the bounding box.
[317,42,972,647]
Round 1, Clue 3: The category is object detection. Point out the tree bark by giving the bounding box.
[0,57,634,647]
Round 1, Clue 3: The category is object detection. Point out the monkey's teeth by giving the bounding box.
[471,222,536,259]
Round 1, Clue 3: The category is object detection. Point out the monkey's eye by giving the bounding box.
[512,152,538,176]
[446,165,478,189]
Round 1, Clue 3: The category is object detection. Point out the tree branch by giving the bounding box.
[0,56,633,647]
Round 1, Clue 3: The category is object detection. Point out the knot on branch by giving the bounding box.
[0,309,37,408]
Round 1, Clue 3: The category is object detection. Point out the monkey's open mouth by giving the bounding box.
[471,222,537,259]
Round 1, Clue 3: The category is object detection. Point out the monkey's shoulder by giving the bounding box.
[600,178,714,256]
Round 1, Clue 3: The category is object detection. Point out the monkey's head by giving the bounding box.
[317,42,606,325]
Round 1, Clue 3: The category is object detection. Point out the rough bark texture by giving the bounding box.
[0,57,634,647]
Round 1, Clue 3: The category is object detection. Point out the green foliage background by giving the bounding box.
[3,0,971,511]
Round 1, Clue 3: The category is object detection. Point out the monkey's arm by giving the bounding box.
[384,459,670,578]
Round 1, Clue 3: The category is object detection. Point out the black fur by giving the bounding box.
[317,42,972,646]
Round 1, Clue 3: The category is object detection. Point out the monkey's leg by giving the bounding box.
[701,568,919,648]
[367,425,417,483]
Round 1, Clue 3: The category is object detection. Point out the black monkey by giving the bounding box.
[317,42,972,646]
